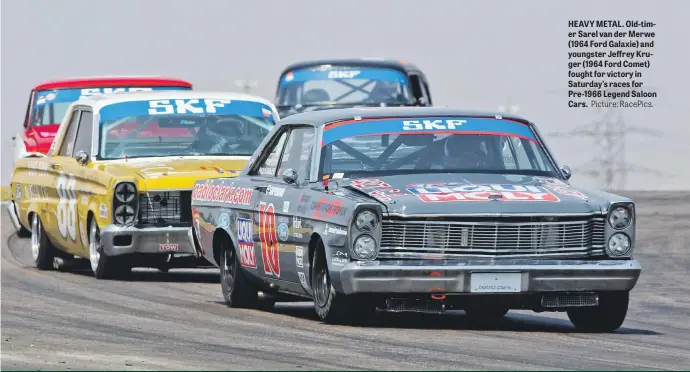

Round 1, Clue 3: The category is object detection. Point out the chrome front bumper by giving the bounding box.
[100,224,197,256]
[334,258,642,295]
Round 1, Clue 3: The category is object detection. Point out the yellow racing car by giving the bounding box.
[7,90,279,279]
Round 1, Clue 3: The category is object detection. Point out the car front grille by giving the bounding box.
[138,191,192,226]
[379,215,606,259]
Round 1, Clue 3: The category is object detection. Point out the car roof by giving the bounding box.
[278,58,423,75]
[278,107,530,126]
[73,90,277,111]
[33,76,192,91]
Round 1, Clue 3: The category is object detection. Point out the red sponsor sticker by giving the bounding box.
[408,183,560,202]
[351,178,391,190]
[159,243,179,251]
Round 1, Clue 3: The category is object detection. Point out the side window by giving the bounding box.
[73,111,93,156]
[59,110,81,156]
[501,137,536,170]
[277,127,315,180]
[254,131,288,177]
[408,74,424,102]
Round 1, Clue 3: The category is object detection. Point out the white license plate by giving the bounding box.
[470,272,522,293]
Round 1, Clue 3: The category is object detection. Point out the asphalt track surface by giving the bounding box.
[2,192,690,370]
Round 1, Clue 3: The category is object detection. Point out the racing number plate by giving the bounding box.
[470,272,522,293]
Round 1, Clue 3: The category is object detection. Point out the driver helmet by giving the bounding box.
[441,135,487,169]
[199,117,245,142]
[370,81,398,101]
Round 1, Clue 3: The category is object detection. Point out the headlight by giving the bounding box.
[353,235,377,259]
[608,206,632,229]
[607,233,632,256]
[114,205,136,225]
[114,182,136,203]
[354,209,378,232]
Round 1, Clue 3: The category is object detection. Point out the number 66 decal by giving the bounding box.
[56,171,77,241]
[258,201,280,277]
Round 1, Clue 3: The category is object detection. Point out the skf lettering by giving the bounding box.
[328,70,360,79]
[313,198,344,219]
[148,99,231,115]
[81,87,153,96]
[402,119,466,131]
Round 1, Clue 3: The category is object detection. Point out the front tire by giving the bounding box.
[89,222,130,280]
[31,214,56,270]
[567,291,629,332]
[220,239,274,310]
[311,247,373,324]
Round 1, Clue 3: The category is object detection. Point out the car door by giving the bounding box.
[42,108,81,250]
[246,127,291,283]
[272,126,316,293]
[57,108,96,257]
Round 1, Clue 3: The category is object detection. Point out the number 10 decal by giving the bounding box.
[259,201,280,277]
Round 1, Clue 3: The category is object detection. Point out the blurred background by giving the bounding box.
[2,0,688,190]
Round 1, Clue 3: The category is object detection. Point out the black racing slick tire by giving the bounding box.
[89,222,131,280]
[311,246,373,325]
[567,291,629,332]
[220,238,274,310]
[31,214,56,270]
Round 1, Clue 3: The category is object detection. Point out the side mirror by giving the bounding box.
[282,168,298,184]
[560,165,572,180]
[75,150,90,166]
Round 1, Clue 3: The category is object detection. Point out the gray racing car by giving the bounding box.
[190,107,641,331]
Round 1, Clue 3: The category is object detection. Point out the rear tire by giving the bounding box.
[220,237,274,310]
[31,214,56,270]
[311,246,373,324]
[567,291,629,332]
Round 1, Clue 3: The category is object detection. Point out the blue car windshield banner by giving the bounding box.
[322,117,537,146]
[34,86,191,107]
[280,67,408,87]
[98,98,276,123]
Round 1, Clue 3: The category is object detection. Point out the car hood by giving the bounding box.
[99,156,249,190]
[278,103,409,117]
[341,173,607,216]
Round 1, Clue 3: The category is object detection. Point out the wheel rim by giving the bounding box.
[89,223,101,273]
[30,215,40,262]
[314,262,330,307]
[222,248,235,294]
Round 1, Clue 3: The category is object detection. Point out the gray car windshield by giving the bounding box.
[319,118,558,178]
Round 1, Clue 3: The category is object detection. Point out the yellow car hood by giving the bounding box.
[102,156,249,190]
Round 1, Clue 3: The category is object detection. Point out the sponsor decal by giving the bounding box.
[217,213,230,229]
[351,178,391,190]
[266,185,285,197]
[402,119,466,131]
[296,193,312,213]
[191,180,253,205]
[277,222,289,241]
[328,70,361,79]
[312,198,346,219]
[99,203,108,218]
[25,185,48,200]
[295,245,304,268]
[292,217,302,229]
[282,201,290,213]
[297,272,309,290]
[80,87,153,97]
[258,202,280,277]
[236,217,257,268]
[325,224,348,236]
[15,184,22,202]
[160,243,179,251]
[533,177,588,200]
[262,108,272,118]
[407,183,560,202]
[293,232,304,239]
[331,251,349,266]
[332,172,345,179]
[27,161,49,177]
